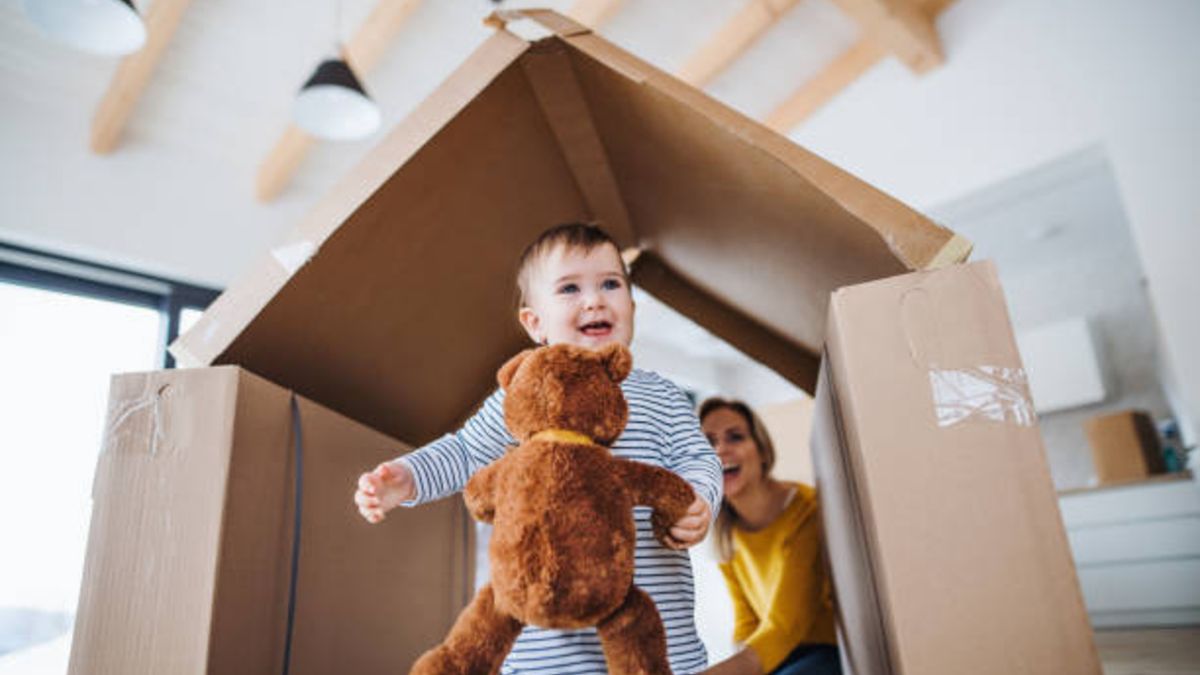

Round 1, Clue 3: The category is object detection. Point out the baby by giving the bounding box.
[354,222,723,674]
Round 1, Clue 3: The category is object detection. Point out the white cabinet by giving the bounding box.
[1059,474,1200,627]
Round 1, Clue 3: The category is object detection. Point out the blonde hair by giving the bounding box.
[699,397,778,563]
[515,222,628,308]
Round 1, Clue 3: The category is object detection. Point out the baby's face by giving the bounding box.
[519,243,635,350]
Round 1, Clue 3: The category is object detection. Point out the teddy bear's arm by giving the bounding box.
[464,460,503,523]
[611,459,696,545]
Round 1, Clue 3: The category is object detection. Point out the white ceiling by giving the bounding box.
[0,0,865,285]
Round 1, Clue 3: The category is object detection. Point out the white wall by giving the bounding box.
[792,0,1200,444]
[930,147,1174,489]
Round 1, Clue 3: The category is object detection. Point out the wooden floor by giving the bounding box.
[1095,627,1200,675]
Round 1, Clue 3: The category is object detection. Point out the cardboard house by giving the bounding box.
[70,9,1098,675]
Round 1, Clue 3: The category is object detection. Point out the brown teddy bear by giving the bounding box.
[410,343,696,675]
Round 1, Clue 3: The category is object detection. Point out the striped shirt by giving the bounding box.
[400,368,723,674]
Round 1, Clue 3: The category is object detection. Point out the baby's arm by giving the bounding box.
[655,376,724,547]
[353,388,514,524]
[612,459,695,546]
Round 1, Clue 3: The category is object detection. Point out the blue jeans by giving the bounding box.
[769,644,842,675]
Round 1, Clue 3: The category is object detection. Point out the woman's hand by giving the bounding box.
[666,496,712,549]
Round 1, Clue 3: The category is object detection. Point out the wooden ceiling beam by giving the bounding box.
[828,0,943,74]
[677,0,801,87]
[90,0,194,154]
[256,0,422,202]
[567,0,627,28]
[766,0,956,133]
[764,38,882,132]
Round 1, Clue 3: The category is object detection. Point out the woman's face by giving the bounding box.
[702,406,765,499]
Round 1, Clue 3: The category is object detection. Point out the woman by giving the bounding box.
[699,398,841,675]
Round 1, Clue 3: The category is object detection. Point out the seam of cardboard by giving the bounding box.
[518,43,636,245]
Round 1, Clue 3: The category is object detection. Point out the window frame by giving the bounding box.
[0,241,221,368]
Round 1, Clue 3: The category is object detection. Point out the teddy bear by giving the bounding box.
[410,343,697,675]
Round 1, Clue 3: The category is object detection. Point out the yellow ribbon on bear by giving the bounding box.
[529,429,594,446]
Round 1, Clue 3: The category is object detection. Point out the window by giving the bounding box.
[0,243,219,673]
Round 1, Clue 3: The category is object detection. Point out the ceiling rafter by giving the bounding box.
[90,0,195,154]
[676,0,801,87]
[766,0,957,133]
[765,38,882,133]
[828,0,944,73]
[255,0,423,202]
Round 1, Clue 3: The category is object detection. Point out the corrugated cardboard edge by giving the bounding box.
[169,29,532,368]
[822,302,904,675]
[484,9,591,38]
[921,233,973,270]
[812,357,895,675]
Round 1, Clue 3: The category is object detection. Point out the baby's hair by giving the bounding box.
[515,222,627,308]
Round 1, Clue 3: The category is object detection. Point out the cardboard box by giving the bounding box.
[811,261,1101,675]
[69,366,470,674]
[1084,410,1165,484]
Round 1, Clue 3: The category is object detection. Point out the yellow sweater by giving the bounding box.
[718,482,837,673]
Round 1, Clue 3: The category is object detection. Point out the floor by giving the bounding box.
[1095,627,1200,674]
[0,627,1196,674]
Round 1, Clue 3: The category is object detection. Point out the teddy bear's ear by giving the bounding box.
[599,343,632,383]
[497,349,534,391]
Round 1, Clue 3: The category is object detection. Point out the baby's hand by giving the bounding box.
[354,460,414,524]
[666,497,711,550]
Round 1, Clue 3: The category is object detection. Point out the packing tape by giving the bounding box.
[104,384,170,455]
[271,240,317,276]
[928,366,1035,428]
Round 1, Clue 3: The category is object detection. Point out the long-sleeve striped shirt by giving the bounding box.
[399,368,723,674]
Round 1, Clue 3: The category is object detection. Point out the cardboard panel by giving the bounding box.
[69,367,469,674]
[815,261,1100,675]
[217,58,594,445]
[562,35,958,354]
[70,368,237,673]
[172,13,967,445]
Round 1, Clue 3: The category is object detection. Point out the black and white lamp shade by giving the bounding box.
[24,0,147,56]
[293,58,382,141]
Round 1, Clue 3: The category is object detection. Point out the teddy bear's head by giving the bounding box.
[498,343,632,446]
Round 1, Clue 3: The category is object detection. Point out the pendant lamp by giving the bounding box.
[292,0,380,141]
[293,56,381,141]
[24,0,147,56]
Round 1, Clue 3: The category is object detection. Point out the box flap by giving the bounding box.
[811,358,895,675]
[173,10,968,445]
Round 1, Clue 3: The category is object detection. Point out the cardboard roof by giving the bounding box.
[171,9,970,447]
